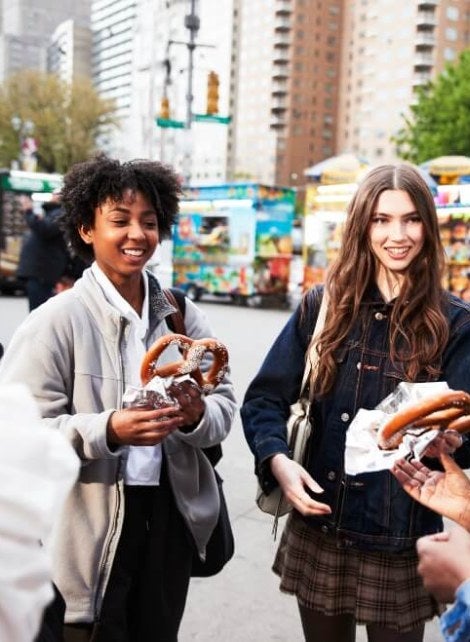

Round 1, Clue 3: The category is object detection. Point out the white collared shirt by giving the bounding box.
[92,262,162,485]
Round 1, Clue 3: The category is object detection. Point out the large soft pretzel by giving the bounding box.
[140,333,229,392]
[377,389,470,450]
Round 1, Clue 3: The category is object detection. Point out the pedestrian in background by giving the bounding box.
[241,164,470,642]
[17,190,69,310]
[0,153,236,642]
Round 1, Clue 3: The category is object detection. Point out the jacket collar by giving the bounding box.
[73,267,176,340]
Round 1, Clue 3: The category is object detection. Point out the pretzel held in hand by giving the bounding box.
[377,389,470,450]
[140,333,229,392]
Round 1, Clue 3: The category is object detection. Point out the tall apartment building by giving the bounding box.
[230,0,470,188]
[336,0,470,165]
[230,0,343,188]
[0,0,90,81]
[47,20,92,83]
[91,0,137,123]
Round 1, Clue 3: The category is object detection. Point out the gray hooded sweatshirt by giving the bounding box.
[0,268,237,623]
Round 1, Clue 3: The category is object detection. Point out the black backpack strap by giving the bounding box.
[163,287,186,334]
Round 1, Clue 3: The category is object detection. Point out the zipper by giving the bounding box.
[117,316,127,408]
[92,316,127,620]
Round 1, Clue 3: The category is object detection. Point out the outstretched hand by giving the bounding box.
[391,452,470,530]
[416,525,470,603]
[270,454,331,516]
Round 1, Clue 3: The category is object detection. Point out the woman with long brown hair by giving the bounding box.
[241,164,470,642]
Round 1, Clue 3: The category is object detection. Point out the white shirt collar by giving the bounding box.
[91,262,149,336]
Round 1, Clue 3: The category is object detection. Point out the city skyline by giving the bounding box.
[0,0,469,187]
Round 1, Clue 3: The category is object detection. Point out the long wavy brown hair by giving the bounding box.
[309,164,449,396]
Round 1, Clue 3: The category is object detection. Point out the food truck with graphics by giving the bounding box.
[435,183,470,299]
[172,183,295,306]
[0,169,62,294]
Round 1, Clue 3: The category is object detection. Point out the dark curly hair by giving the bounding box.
[59,153,182,262]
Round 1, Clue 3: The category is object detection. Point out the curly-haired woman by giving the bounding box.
[241,164,470,642]
[0,154,236,642]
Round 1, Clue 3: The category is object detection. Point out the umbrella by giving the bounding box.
[304,153,370,184]
[422,155,470,179]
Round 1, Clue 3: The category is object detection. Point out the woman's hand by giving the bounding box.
[167,379,206,429]
[107,405,184,446]
[270,454,331,516]
[422,429,463,458]
[391,452,470,530]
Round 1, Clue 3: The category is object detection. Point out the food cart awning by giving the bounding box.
[304,154,370,184]
[421,155,470,178]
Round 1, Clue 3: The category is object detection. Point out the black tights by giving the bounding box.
[298,604,425,642]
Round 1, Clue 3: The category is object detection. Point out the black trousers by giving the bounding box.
[64,467,193,642]
[35,584,65,642]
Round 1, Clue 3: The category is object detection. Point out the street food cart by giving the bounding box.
[302,182,356,290]
[172,183,295,306]
[0,169,62,294]
[435,183,470,299]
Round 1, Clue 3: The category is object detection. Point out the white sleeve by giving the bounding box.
[0,384,79,642]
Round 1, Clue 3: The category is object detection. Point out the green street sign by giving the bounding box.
[193,114,231,124]
[155,117,185,129]
[0,171,62,193]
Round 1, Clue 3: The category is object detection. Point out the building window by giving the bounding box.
[446,27,458,41]
[447,6,459,20]
[444,47,456,60]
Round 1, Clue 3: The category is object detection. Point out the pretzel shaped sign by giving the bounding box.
[377,389,470,450]
[141,333,229,392]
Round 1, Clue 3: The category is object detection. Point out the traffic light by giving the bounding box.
[159,96,170,120]
[206,71,219,115]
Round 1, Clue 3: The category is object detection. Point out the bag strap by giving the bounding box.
[300,290,328,397]
[163,287,186,334]
[162,287,223,468]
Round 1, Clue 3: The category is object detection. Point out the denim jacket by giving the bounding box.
[241,285,470,553]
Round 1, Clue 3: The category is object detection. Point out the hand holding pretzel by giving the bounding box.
[140,333,229,393]
[377,389,470,450]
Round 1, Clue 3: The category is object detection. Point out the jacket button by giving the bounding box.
[356,361,361,370]
[375,312,385,320]
[321,525,329,534]
[341,412,350,422]
[327,470,336,481]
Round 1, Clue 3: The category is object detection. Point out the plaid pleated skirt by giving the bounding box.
[272,511,441,633]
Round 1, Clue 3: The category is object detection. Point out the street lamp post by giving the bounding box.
[11,116,36,171]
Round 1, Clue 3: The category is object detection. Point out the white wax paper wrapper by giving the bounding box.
[345,381,449,475]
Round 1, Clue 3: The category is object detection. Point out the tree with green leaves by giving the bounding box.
[394,49,470,164]
[0,70,119,173]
